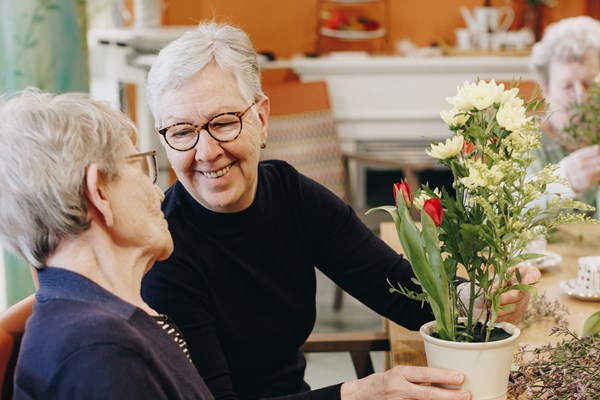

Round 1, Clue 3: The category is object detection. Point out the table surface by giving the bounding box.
[380,221,600,368]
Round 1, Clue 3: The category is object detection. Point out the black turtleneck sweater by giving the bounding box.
[141,160,433,400]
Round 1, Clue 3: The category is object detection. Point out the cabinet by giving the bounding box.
[316,0,390,54]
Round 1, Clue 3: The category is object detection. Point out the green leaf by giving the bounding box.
[582,310,600,337]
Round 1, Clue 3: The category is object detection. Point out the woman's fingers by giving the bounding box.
[341,366,471,400]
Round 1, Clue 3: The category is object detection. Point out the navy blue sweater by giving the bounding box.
[15,267,214,400]
[142,161,433,400]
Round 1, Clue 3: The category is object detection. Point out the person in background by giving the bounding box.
[0,90,213,400]
[529,16,600,207]
[141,20,539,400]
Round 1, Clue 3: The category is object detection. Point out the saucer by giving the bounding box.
[559,279,600,301]
[521,250,562,271]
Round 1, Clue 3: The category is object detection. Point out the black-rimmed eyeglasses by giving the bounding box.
[127,151,158,184]
[157,103,256,152]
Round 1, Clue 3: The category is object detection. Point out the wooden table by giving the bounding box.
[380,222,600,367]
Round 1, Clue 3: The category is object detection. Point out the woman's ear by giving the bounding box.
[257,96,270,144]
[85,163,115,227]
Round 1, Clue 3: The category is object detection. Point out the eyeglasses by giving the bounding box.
[127,151,158,184]
[157,102,256,152]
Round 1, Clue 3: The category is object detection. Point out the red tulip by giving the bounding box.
[393,181,412,208]
[423,198,443,227]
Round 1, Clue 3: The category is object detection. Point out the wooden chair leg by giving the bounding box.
[350,351,375,378]
[333,285,344,311]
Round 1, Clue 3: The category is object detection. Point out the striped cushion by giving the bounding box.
[261,110,349,203]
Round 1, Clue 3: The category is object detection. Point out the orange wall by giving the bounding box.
[162,0,589,58]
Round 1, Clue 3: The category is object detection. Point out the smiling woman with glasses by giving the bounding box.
[142,20,537,400]
[0,89,213,399]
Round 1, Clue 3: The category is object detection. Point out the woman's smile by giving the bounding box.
[200,163,233,179]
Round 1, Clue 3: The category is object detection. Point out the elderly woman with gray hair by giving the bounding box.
[0,90,213,399]
[529,16,600,207]
[141,20,539,400]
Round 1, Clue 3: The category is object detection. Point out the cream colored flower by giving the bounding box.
[440,108,470,127]
[496,102,528,131]
[426,135,464,159]
[498,87,521,106]
[447,80,505,111]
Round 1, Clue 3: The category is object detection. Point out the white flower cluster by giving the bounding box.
[431,80,538,190]
[443,80,530,132]
[461,159,505,190]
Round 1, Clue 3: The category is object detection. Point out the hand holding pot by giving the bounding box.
[340,366,470,400]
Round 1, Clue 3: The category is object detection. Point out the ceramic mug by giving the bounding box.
[576,256,600,295]
[455,28,473,50]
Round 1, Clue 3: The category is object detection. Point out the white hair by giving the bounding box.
[530,16,600,88]
[0,89,136,268]
[146,20,264,122]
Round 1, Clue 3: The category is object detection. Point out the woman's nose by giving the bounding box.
[573,81,587,103]
[194,130,224,161]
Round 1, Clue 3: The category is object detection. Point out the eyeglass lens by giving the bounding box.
[129,151,158,184]
[145,154,158,184]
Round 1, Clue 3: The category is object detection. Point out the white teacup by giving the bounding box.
[576,256,600,295]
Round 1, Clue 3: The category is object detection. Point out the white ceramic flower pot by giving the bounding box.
[420,319,520,400]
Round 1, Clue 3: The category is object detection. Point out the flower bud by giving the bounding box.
[393,180,413,208]
[423,198,443,227]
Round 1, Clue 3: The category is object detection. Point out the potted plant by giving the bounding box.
[369,79,593,399]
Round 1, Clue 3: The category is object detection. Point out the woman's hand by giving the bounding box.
[564,145,600,193]
[458,265,541,323]
[495,265,541,323]
[340,366,470,400]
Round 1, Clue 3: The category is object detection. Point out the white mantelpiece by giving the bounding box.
[289,54,533,207]
[290,54,533,148]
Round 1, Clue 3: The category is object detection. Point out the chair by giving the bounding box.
[301,330,390,379]
[0,295,33,398]
[261,80,350,204]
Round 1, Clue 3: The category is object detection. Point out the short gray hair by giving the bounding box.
[530,16,600,88]
[0,89,136,268]
[146,20,264,122]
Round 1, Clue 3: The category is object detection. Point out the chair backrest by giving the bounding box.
[0,295,34,398]
[261,81,349,203]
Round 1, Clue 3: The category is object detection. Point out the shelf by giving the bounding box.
[325,0,381,3]
[320,27,386,40]
[438,41,531,57]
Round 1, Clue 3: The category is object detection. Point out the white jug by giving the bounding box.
[460,6,515,34]
[134,0,162,28]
